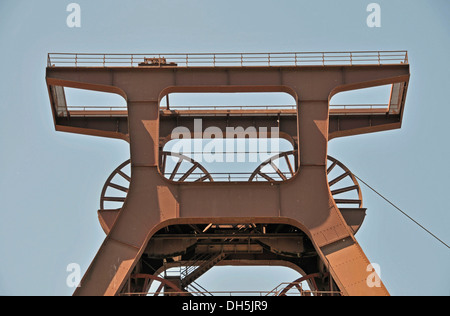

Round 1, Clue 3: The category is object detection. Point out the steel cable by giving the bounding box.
[352,173,449,250]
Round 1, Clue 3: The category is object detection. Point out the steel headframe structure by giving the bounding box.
[45,51,410,296]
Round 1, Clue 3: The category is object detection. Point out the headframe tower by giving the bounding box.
[45,51,409,296]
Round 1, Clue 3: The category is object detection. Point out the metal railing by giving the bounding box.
[122,286,342,297]
[162,104,297,111]
[122,290,274,296]
[162,172,290,182]
[48,51,408,68]
[266,282,342,297]
[65,103,389,117]
[66,106,128,117]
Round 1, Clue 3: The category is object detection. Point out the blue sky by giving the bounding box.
[0,0,449,296]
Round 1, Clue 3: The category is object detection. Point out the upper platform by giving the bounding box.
[45,51,410,142]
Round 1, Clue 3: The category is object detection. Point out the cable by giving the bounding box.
[352,173,450,250]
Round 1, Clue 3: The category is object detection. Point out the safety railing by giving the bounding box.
[162,105,297,111]
[48,51,408,68]
[65,103,389,117]
[66,106,128,117]
[122,290,274,296]
[266,282,342,297]
[122,287,342,296]
[161,172,290,183]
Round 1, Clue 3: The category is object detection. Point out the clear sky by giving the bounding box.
[0,0,449,296]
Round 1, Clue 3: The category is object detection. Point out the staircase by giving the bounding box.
[181,252,228,289]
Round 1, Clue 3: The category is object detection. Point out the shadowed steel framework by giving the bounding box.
[45,51,410,296]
